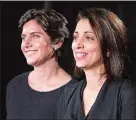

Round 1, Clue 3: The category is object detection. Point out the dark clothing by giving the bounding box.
[6,72,77,119]
[57,78,136,120]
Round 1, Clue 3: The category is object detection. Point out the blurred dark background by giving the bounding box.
[1,1,136,119]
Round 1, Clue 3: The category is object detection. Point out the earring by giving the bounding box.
[54,45,59,50]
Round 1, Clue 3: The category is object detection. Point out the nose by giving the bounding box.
[22,36,32,47]
[75,38,84,49]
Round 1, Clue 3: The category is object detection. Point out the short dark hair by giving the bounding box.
[74,8,130,79]
[19,8,69,43]
[18,8,69,59]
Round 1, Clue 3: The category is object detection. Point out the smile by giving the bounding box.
[75,53,87,59]
[26,50,38,56]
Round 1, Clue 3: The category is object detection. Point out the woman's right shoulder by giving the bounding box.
[7,71,30,89]
[63,79,84,95]
[57,79,84,112]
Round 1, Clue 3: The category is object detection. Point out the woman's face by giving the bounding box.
[21,20,54,67]
[72,18,103,70]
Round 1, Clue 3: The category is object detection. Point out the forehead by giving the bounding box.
[75,18,94,33]
[22,19,45,34]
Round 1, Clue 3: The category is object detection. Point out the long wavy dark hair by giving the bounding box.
[73,8,130,80]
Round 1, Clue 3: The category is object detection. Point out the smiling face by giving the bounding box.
[21,20,54,67]
[72,18,103,70]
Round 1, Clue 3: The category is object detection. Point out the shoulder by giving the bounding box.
[117,79,136,119]
[109,78,136,98]
[120,78,136,97]
[58,79,84,109]
[66,79,84,88]
[105,78,136,101]
[63,79,84,96]
[7,71,30,90]
[108,77,134,89]
[66,77,80,85]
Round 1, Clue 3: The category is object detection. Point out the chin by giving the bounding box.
[26,59,36,66]
[76,63,87,68]
[27,62,35,66]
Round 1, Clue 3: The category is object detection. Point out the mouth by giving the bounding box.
[74,52,88,59]
[25,50,38,56]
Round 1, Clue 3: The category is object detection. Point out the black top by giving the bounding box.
[6,72,78,119]
[57,78,136,120]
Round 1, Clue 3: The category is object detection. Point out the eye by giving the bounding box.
[32,34,40,39]
[73,34,78,41]
[73,36,77,40]
[21,35,25,41]
[85,36,94,41]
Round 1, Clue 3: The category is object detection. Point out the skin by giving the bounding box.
[21,20,54,67]
[20,19,71,92]
[72,18,103,73]
[72,18,107,116]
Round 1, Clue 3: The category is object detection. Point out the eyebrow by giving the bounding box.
[84,31,94,34]
[21,32,43,36]
[74,31,95,34]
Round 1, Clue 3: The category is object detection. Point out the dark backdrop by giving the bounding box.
[1,1,136,119]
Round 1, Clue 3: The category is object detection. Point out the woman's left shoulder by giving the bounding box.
[119,78,136,119]
[109,78,136,96]
[121,78,135,89]
[120,78,136,97]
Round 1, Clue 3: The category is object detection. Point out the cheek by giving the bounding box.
[36,42,49,52]
[92,48,102,60]
[88,46,101,57]
[40,43,53,52]
[88,43,101,52]
[87,45,97,53]
[35,42,41,48]
[71,42,76,51]
[21,43,25,52]
[90,47,96,52]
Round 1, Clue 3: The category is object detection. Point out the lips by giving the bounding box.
[74,52,88,59]
[25,50,38,56]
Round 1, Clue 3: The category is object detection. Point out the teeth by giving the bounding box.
[26,50,37,55]
[76,53,86,58]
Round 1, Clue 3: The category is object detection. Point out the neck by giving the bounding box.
[32,57,60,82]
[84,64,107,90]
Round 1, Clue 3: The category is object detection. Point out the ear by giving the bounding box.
[53,41,63,50]
[106,49,110,57]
